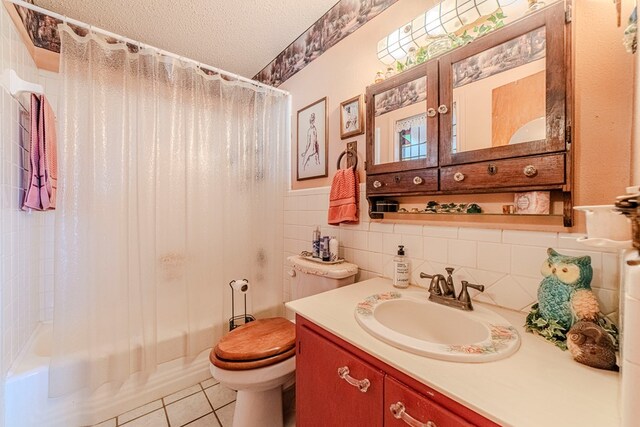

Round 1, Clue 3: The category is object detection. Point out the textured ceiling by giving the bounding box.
[32,0,339,78]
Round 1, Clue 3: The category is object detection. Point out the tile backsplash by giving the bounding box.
[283,185,620,320]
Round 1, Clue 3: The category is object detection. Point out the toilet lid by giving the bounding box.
[215,317,295,361]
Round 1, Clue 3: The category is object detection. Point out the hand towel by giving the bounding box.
[38,95,57,209]
[328,166,359,225]
[22,94,42,210]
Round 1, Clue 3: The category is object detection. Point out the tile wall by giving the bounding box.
[283,185,621,319]
[0,3,48,381]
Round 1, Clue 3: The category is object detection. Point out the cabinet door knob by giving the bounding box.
[337,366,370,393]
[523,165,538,177]
[389,402,437,427]
[427,108,437,117]
[437,104,448,114]
[453,172,465,182]
[413,176,423,185]
[373,180,383,188]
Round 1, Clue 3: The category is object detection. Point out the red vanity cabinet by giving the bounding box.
[295,315,498,427]
[296,322,384,427]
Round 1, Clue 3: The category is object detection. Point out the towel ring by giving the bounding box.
[336,150,358,169]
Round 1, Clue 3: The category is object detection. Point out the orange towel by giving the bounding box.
[328,167,359,225]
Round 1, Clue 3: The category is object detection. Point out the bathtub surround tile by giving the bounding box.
[166,392,213,427]
[204,383,237,410]
[121,408,168,427]
[117,400,163,425]
[214,402,235,427]
[163,384,203,405]
[185,413,221,427]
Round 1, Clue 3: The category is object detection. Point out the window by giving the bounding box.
[396,113,427,161]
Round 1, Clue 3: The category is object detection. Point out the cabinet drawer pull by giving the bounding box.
[523,165,538,177]
[390,402,436,427]
[453,172,465,182]
[427,108,437,117]
[437,104,448,114]
[337,366,370,393]
[413,176,423,185]
[373,180,383,188]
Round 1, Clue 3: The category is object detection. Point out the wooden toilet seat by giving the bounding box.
[210,317,296,371]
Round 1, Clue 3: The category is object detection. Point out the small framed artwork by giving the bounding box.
[339,94,364,139]
[297,97,328,181]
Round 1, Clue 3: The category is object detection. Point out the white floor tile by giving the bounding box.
[184,413,221,427]
[214,402,235,427]
[164,384,202,405]
[92,418,116,427]
[166,392,212,427]
[121,409,168,427]
[118,400,163,425]
[200,377,218,389]
[204,384,237,409]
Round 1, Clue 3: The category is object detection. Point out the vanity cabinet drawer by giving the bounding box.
[385,376,473,427]
[296,325,384,427]
[440,154,565,191]
[367,169,438,195]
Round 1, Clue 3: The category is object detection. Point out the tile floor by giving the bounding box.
[91,377,296,427]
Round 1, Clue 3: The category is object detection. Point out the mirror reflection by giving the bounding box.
[452,27,546,154]
[373,76,427,165]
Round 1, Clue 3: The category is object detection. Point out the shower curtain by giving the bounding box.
[50,24,289,397]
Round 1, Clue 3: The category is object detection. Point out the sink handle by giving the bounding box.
[337,366,370,393]
[457,280,485,307]
[390,402,437,427]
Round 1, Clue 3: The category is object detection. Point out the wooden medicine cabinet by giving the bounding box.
[365,2,573,227]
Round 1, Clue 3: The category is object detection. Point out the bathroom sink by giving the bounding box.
[355,291,520,362]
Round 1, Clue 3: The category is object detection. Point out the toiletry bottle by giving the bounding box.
[312,226,321,258]
[393,245,410,288]
[321,236,331,262]
[329,236,339,262]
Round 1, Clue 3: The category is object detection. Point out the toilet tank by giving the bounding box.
[287,255,358,301]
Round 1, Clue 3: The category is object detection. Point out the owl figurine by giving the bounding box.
[537,248,597,329]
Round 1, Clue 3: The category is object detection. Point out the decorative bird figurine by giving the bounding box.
[567,321,619,371]
[537,248,596,329]
[526,248,619,351]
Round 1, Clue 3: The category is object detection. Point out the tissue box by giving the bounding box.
[514,191,550,215]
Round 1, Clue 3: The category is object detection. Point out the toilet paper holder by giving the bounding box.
[229,279,255,331]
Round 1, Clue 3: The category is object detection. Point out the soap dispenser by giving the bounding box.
[393,245,410,289]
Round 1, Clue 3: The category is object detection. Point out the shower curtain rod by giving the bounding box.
[5,0,290,96]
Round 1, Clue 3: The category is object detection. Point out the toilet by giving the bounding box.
[209,255,358,427]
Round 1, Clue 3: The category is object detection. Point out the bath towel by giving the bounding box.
[22,94,42,210]
[21,94,57,211]
[328,166,359,225]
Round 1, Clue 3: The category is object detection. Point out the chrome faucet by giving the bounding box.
[419,268,485,311]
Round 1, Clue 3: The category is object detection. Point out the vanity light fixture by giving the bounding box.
[377,0,524,65]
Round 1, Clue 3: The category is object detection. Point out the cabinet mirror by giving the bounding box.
[366,61,439,174]
[439,5,566,166]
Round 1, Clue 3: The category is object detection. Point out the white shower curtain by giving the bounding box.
[50,24,289,397]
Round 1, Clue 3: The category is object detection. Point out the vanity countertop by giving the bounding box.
[285,277,620,427]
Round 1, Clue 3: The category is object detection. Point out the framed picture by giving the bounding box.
[340,94,364,139]
[297,97,328,181]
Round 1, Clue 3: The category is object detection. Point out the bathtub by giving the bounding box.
[5,322,214,427]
